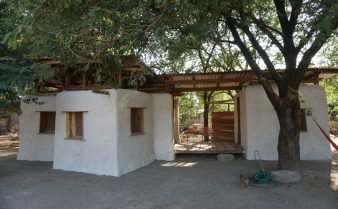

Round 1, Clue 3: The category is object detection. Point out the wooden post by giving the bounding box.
[117,71,122,88]
[64,71,70,89]
[237,96,241,144]
[314,72,319,84]
[173,97,180,143]
[82,72,87,89]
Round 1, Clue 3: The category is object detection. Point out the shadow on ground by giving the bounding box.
[0,141,337,209]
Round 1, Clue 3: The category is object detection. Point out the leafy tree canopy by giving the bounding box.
[0,1,31,115]
[4,0,160,63]
[0,1,54,115]
[2,0,338,170]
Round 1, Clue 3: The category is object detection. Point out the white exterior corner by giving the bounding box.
[153,93,175,161]
[18,96,56,162]
[239,84,331,161]
[53,90,119,176]
[115,89,155,176]
[19,90,175,176]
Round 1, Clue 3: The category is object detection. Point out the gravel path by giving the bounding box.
[0,140,337,209]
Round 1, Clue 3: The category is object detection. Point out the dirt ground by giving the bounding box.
[0,138,19,157]
[0,139,337,209]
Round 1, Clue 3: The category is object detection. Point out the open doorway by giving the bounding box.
[173,92,244,154]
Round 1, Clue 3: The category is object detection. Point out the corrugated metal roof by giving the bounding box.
[139,68,338,94]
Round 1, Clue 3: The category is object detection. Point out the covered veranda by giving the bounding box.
[38,64,338,154]
[140,68,338,154]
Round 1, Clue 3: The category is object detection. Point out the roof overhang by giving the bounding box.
[139,68,338,94]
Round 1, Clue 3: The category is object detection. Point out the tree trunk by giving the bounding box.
[275,89,301,171]
[203,92,209,141]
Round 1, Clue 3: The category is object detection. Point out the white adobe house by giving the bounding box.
[18,68,335,176]
[18,90,175,176]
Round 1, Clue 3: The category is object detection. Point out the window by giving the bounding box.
[39,112,56,134]
[130,108,143,134]
[300,109,307,131]
[66,112,84,139]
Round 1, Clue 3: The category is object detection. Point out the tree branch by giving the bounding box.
[207,91,213,102]
[197,49,206,71]
[196,41,217,73]
[239,22,283,86]
[225,16,279,107]
[296,2,334,52]
[261,79,280,108]
[226,90,234,99]
[273,0,289,33]
[226,17,262,75]
[289,0,303,33]
[212,29,236,44]
[204,42,217,67]
[273,0,296,54]
[219,39,236,44]
[249,15,285,54]
[249,15,283,36]
[295,27,317,52]
[298,15,338,73]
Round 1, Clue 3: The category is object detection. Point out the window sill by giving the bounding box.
[64,137,85,141]
[130,132,145,136]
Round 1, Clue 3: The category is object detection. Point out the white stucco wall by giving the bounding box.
[116,89,155,176]
[240,84,331,160]
[153,93,175,161]
[237,91,248,152]
[298,85,331,160]
[234,96,239,144]
[19,89,176,176]
[18,96,56,161]
[53,90,119,176]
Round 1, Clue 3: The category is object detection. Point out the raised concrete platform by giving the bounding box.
[174,141,244,154]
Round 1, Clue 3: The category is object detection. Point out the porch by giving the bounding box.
[174,134,244,154]
[174,141,244,154]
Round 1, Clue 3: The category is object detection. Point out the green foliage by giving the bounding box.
[208,91,236,112]
[319,37,338,112]
[4,0,157,64]
[0,1,31,115]
[321,75,338,112]
[2,0,338,116]
[0,57,54,115]
[179,91,236,125]
[1,0,336,170]
[128,70,147,87]
[0,0,55,115]
[178,92,201,125]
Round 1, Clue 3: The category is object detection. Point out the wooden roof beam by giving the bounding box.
[172,86,242,93]
[165,78,250,85]
[64,85,111,91]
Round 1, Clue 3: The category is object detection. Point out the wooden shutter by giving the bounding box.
[131,108,143,134]
[75,112,83,137]
[39,112,56,133]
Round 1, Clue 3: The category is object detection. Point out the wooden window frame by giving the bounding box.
[65,112,84,140]
[130,108,144,135]
[39,111,56,134]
